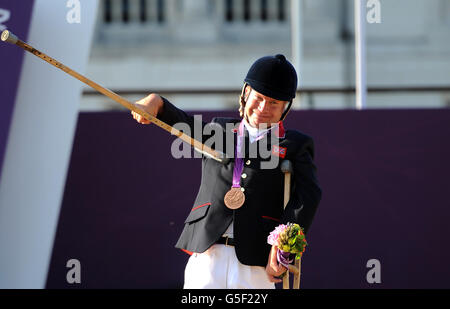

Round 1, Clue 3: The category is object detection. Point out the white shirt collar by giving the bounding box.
[243,119,277,143]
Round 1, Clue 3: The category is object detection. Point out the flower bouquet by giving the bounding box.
[267,223,307,274]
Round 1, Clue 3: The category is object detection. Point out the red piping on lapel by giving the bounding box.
[191,202,211,211]
[181,249,193,256]
[262,216,280,222]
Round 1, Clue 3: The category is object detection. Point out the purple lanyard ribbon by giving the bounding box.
[232,121,245,188]
[232,120,276,188]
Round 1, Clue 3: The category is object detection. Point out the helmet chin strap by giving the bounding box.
[279,100,292,122]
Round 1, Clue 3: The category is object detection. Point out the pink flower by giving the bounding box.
[267,232,279,246]
[267,224,289,246]
[275,224,288,234]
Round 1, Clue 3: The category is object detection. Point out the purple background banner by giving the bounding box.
[0,0,35,178]
[46,108,450,289]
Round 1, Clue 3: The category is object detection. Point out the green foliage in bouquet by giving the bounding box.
[276,223,307,259]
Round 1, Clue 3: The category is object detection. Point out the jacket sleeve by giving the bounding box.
[157,96,221,151]
[280,137,322,234]
[158,96,207,135]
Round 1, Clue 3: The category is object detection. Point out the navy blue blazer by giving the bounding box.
[157,97,322,267]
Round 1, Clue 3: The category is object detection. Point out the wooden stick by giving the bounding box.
[282,164,291,289]
[281,160,302,289]
[293,258,301,288]
[287,263,299,276]
[1,30,226,163]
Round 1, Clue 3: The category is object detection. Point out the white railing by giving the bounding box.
[100,0,166,24]
[221,0,288,23]
[94,0,290,44]
[98,0,288,25]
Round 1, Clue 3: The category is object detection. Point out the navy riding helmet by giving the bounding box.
[241,54,298,121]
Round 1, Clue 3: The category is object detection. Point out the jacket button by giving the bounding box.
[245,160,251,165]
[241,173,247,179]
[241,187,245,192]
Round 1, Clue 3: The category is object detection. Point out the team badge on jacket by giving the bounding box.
[272,145,287,158]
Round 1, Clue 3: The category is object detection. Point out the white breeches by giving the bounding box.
[183,244,275,289]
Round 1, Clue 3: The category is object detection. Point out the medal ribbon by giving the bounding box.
[232,120,245,188]
[231,120,281,188]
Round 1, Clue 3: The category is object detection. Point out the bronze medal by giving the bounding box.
[225,120,247,210]
[224,187,245,210]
